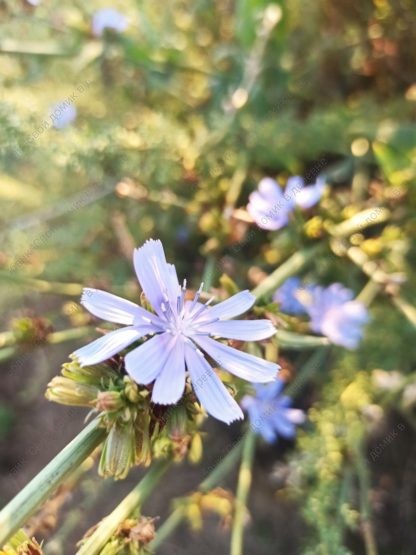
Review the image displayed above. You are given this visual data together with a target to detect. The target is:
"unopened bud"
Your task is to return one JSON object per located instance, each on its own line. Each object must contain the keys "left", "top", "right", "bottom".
{"left": 95, "top": 391, "right": 124, "bottom": 412}
{"left": 123, "top": 376, "right": 140, "bottom": 403}
{"left": 45, "top": 376, "right": 99, "bottom": 407}
{"left": 99, "top": 422, "right": 136, "bottom": 480}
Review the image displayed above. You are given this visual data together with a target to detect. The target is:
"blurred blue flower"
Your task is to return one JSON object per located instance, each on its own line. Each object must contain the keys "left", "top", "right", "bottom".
{"left": 241, "top": 379, "right": 305, "bottom": 443}
{"left": 273, "top": 277, "right": 315, "bottom": 315}
{"left": 247, "top": 176, "right": 325, "bottom": 230}
{"left": 49, "top": 102, "right": 77, "bottom": 129}
{"left": 92, "top": 8, "right": 128, "bottom": 37}
{"left": 73, "top": 239, "right": 280, "bottom": 424}
{"left": 304, "top": 283, "right": 369, "bottom": 349}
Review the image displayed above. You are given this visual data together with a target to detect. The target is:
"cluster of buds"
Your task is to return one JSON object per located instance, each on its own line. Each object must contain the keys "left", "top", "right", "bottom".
{"left": 11, "top": 316, "right": 52, "bottom": 345}
{"left": 81, "top": 517, "right": 156, "bottom": 555}
{"left": 0, "top": 529, "right": 43, "bottom": 555}
{"left": 177, "top": 488, "right": 235, "bottom": 531}
{"left": 46, "top": 357, "right": 204, "bottom": 479}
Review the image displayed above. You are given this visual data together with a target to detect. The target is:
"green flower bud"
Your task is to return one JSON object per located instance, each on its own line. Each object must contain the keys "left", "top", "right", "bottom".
{"left": 135, "top": 413, "right": 152, "bottom": 466}
{"left": 99, "top": 421, "right": 136, "bottom": 480}
{"left": 188, "top": 433, "right": 203, "bottom": 464}
{"left": 63, "top": 359, "right": 118, "bottom": 385}
{"left": 11, "top": 316, "right": 52, "bottom": 345}
{"left": 45, "top": 376, "right": 99, "bottom": 407}
{"left": 165, "top": 405, "right": 188, "bottom": 438}
{"left": 123, "top": 376, "right": 140, "bottom": 403}
{"left": 95, "top": 391, "right": 124, "bottom": 412}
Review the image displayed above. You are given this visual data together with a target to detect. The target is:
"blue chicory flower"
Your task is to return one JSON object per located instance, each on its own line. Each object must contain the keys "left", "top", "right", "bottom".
{"left": 49, "top": 102, "right": 77, "bottom": 129}
{"left": 73, "top": 239, "right": 279, "bottom": 424}
{"left": 273, "top": 277, "right": 315, "bottom": 315}
{"left": 92, "top": 8, "right": 128, "bottom": 37}
{"left": 241, "top": 379, "right": 305, "bottom": 443}
{"left": 247, "top": 176, "right": 325, "bottom": 231}
{"left": 304, "top": 283, "right": 369, "bottom": 349}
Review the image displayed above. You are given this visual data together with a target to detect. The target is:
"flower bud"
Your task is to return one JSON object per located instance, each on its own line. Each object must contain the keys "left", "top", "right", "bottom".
{"left": 123, "top": 376, "right": 140, "bottom": 403}
{"left": 188, "top": 433, "right": 203, "bottom": 464}
{"left": 45, "top": 376, "right": 99, "bottom": 407}
{"left": 63, "top": 359, "right": 118, "bottom": 385}
{"left": 95, "top": 391, "right": 124, "bottom": 412}
{"left": 99, "top": 421, "right": 136, "bottom": 480}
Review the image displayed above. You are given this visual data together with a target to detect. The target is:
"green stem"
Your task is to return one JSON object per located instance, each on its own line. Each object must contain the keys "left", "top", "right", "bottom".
{"left": 330, "top": 207, "right": 390, "bottom": 237}
{"left": 76, "top": 459, "right": 171, "bottom": 555}
{"left": 202, "top": 255, "right": 217, "bottom": 291}
{"left": 251, "top": 245, "right": 320, "bottom": 300}
{"left": 149, "top": 439, "right": 244, "bottom": 550}
{"left": 0, "top": 271, "right": 84, "bottom": 296}
{"left": 230, "top": 430, "right": 256, "bottom": 555}
{"left": 355, "top": 448, "right": 378, "bottom": 555}
{"left": 285, "top": 347, "right": 329, "bottom": 397}
{"left": 0, "top": 326, "right": 93, "bottom": 363}
{"left": 0, "top": 419, "right": 105, "bottom": 547}
{"left": 277, "top": 330, "right": 330, "bottom": 349}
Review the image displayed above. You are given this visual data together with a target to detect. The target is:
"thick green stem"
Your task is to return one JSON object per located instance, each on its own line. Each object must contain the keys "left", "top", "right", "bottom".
{"left": 230, "top": 430, "right": 256, "bottom": 555}
{"left": 277, "top": 330, "right": 330, "bottom": 349}
{"left": 251, "top": 245, "right": 320, "bottom": 300}
{"left": 330, "top": 207, "right": 390, "bottom": 237}
{"left": 0, "top": 419, "right": 105, "bottom": 547}
{"left": 149, "top": 439, "right": 244, "bottom": 550}
{"left": 76, "top": 459, "right": 171, "bottom": 555}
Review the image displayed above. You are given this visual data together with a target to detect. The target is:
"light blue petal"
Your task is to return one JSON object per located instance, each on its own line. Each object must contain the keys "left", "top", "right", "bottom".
{"left": 273, "top": 413, "right": 296, "bottom": 439}
{"left": 133, "top": 239, "right": 180, "bottom": 317}
{"left": 295, "top": 181, "right": 324, "bottom": 209}
{"left": 73, "top": 326, "right": 142, "bottom": 366}
{"left": 185, "top": 342, "right": 243, "bottom": 424}
{"left": 284, "top": 176, "right": 304, "bottom": 208}
{"left": 254, "top": 379, "right": 285, "bottom": 401}
{"left": 200, "top": 319, "right": 276, "bottom": 341}
{"left": 202, "top": 290, "right": 255, "bottom": 321}
{"left": 125, "top": 332, "right": 174, "bottom": 385}
{"left": 194, "top": 336, "right": 279, "bottom": 383}
{"left": 81, "top": 288, "right": 157, "bottom": 327}
{"left": 152, "top": 337, "right": 186, "bottom": 405}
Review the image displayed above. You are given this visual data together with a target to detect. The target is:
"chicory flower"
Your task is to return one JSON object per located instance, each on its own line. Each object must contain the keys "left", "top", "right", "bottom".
{"left": 49, "top": 102, "right": 77, "bottom": 129}
{"left": 73, "top": 239, "right": 279, "bottom": 424}
{"left": 241, "top": 379, "right": 305, "bottom": 443}
{"left": 304, "top": 283, "right": 369, "bottom": 349}
{"left": 247, "top": 176, "right": 325, "bottom": 231}
{"left": 92, "top": 8, "right": 128, "bottom": 37}
{"left": 273, "top": 277, "right": 315, "bottom": 315}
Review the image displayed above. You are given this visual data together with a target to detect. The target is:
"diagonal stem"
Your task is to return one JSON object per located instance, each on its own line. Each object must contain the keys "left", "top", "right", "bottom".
{"left": 0, "top": 419, "right": 105, "bottom": 547}
{"left": 149, "top": 438, "right": 244, "bottom": 550}
{"left": 75, "top": 459, "right": 171, "bottom": 555}
{"left": 230, "top": 430, "right": 256, "bottom": 555}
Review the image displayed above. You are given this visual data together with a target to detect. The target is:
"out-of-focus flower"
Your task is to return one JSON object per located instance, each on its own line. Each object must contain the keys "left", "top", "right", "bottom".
{"left": 273, "top": 277, "right": 315, "bottom": 315}
{"left": 247, "top": 176, "right": 325, "bottom": 230}
{"left": 303, "top": 283, "right": 369, "bottom": 349}
{"left": 73, "top": 239, "right": 279, "bottom": 424}
{"left": 241, "top": 379, "right": 305, "bottom": 443}
{"left": 49, "top": 102, "right": 77, "bottom": 129}
{"left": 91, "top": 8, "right": 128, "bottom": 37}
